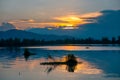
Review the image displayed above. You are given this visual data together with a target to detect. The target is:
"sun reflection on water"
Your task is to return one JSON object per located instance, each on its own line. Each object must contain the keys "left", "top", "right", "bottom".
{"left": 2, "top": 54, "right": 102, "bottom": 75}
{"left": 40, "top": 54, "right": 103, "bottom": 74}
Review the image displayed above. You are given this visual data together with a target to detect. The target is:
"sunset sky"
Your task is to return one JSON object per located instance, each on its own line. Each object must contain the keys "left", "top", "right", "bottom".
{"left": 0, "top": 0, "right": 119, "bottom": 29}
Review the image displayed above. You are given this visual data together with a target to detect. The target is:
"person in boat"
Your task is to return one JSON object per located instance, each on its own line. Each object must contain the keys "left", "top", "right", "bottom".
{"left": 40, "top": 54, "right": 80, "bottom": 72}
{"left": 65, "top": 54, "right": 78, "bottom": 72}
{"left": 23, "top": 49, "right": 35, "bottom": 61}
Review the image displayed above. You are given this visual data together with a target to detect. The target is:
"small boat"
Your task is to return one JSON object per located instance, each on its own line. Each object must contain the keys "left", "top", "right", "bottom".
{"left": 23, "top": 49, "right": 35, "bottom": 61}
{"left": 40, "top": 54, "right": 82, "bottom": 72}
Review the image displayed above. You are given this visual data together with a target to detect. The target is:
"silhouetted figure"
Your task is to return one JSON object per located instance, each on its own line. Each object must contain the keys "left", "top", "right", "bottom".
{"left": 23, "top": 49, "right": 35, "bottom": 61}
{"left": 66, "top": 54, "right": 77, "bottom": 72}
{"left": 40, "top": 54, "right": 81, "bottom": 73}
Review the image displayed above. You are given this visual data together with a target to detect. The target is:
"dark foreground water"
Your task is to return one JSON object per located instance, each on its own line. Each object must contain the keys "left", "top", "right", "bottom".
{"left": 0, "top": 45, "right": 120, "bottom": 80}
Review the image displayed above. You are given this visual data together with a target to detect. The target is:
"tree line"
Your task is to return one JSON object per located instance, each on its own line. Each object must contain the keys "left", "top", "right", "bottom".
{"left": 0, "top": 36, "right": 120, "bottom": 47}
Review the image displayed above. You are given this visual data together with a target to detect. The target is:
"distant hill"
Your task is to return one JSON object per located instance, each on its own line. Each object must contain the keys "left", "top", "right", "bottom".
{"left": 26, "top": 10, "right": 120, "bottom": 39}
{"left": 26, "top": 27, "right": 79, "bottom": 36}
{"left": 0, "top": 29, "right": 72, "bottom": 40}
{"left": 0, "top": 22, "right": 16, "bottom": 31}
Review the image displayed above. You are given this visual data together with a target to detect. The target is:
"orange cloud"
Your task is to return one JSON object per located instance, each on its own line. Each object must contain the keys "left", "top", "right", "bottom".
{"left": 80, "top": 12, "right": 102, "bottom": 18}
{"left": 9, "top": 19, "right": 35, "bottom": 23}
{"left": 8, "top": 11, "right": 102, "bottom": 29}
{"left": 53, "top": 12, "right": 102, "bottom": 27}
{"left": 54, "top": 15, "right": 86, "bottom": 27}
{"left": 54, "top": 15, "right": 82, "bottom": 22}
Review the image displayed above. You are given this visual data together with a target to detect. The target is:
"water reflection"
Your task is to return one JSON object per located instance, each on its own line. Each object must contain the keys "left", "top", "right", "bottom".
{"left": 24, "top": 45, "right": 120, "bottom": 51}
{"left": 0, "top": 46, "right": 120, "bottom": 80}
{"left": 41, "top": 54, "right": 79, "bottom": 73}
{"left": 40, "top": 54, "right": 102, "bottom": 74}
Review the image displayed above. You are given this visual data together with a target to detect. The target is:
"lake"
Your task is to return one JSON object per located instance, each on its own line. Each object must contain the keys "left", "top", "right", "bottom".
{"left": 0, "top": 45, "right": 120, "bottom": 80}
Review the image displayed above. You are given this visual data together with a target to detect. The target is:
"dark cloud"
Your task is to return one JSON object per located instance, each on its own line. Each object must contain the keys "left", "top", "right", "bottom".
{"left": 78, "top": 9, "right": 120, "bottom": 38}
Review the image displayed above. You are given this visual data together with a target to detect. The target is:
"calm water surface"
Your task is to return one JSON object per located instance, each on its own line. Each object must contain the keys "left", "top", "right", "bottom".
{"left": 0, "top": 45, "right": 120, "bottom": 80}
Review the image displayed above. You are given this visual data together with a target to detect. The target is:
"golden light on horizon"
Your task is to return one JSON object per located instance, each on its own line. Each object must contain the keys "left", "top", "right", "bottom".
{"left": 55, "top": 16, "right": 82, "bottom": 22}
{"left": 7, "top": 12, "right": 103, "bottom": 29}
{"left": 54, "top": 15, "right": 85, "bottom": 27}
